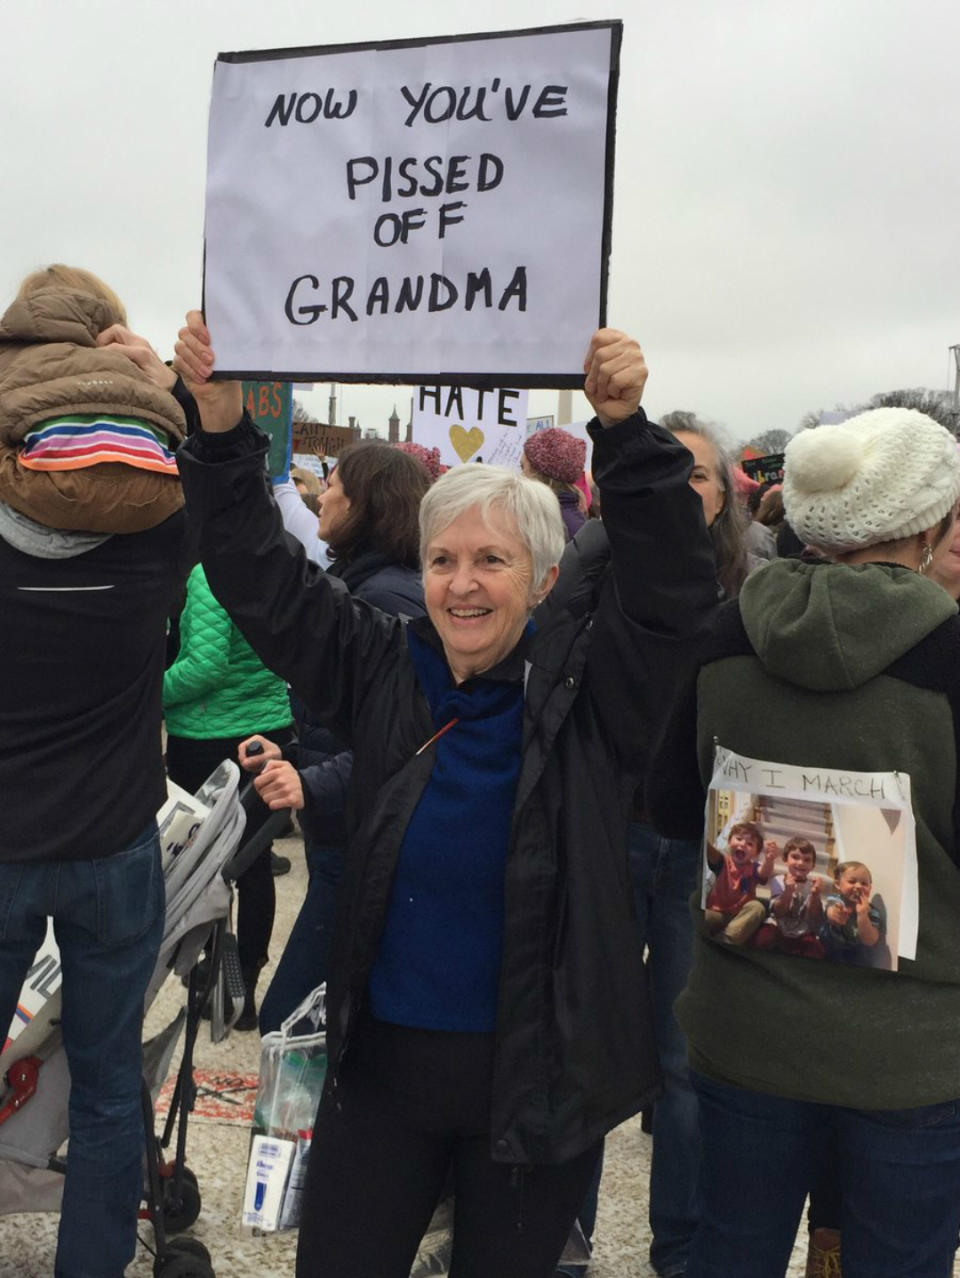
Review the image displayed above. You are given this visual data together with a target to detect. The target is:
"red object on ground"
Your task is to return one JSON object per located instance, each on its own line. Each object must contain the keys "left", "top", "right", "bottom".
{"left": 0, "top": 1056, "right": 41, "bottom": 1126}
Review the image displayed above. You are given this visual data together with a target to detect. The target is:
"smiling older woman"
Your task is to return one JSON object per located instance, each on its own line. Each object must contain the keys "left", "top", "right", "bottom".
{"left": 172, "top": 315, "right": 717, "bottom": 1278}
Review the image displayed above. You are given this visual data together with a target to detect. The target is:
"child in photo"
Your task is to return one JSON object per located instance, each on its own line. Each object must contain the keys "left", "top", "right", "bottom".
{"left": 821, "top": 860, "right": 883, "bottom": 964}
{"left": 704, "top": 821, "right": 778, "bottom": 945}
{"left": 753, "top": 836, "right": 825, "bottom": 958}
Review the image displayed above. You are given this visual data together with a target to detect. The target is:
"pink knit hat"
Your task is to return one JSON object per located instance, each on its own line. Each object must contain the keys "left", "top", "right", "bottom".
{"left": 523, "top": 428, "right": 587, "bottom": 484}
{"left": 394, "top": 441, "right": 443, "bottom": 483}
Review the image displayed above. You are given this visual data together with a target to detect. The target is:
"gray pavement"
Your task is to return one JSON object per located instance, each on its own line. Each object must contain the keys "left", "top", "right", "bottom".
{"left": 0, "top": 832, "right": 922, "bottom": 1275}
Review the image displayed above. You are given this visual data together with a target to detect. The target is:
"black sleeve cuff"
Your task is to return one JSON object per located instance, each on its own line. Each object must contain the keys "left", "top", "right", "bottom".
{"left": 186, "top": 412, "right": 268, "bottom": 462}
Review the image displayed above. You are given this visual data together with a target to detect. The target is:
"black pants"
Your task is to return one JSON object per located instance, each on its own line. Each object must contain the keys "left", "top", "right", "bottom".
{"left": 296, "top": 1018, "right": 602, "bottom": 1278}
{"left": 165, "top": 728, "right": 292, "bottom": 981}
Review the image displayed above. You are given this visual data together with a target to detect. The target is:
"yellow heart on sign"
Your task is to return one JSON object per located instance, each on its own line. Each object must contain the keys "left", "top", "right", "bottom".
{"left": 450, "top": 424, "right": 484, "bottom": 463}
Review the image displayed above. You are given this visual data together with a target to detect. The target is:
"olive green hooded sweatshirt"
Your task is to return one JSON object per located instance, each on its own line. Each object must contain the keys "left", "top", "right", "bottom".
{"left": 664, "top": 558, "right": 960, "bottom": 1109}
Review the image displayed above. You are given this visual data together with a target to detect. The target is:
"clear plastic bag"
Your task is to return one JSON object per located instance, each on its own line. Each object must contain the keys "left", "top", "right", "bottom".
{"left": 243, "top": 985, "right": 326, "bottom": 1231}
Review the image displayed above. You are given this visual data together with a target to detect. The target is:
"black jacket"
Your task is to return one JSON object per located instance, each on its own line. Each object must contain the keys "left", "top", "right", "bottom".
{"left": 178, "top": 408, "right": 717, "bottom": 1164}
{"left": 0, "top": 512, "right": 188, "bottom": 863}
{"left": 289, "top": 551, "right": 425, "bottom": 846}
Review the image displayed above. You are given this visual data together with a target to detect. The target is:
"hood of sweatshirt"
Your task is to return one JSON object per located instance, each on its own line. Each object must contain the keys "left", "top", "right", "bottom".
{"left": 738, "top": 558, "right": 957, "bottom": 692}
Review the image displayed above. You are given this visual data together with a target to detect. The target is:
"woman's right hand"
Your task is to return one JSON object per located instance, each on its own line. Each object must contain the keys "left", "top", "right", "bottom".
{"left": 238, "top": 735, "right": 283, "bottom": 771}
{"left": 254, "top": 759, "right": 306, "bottom": 811}
{"left": 173, "top": 309, "right": 243, "bottom": 432}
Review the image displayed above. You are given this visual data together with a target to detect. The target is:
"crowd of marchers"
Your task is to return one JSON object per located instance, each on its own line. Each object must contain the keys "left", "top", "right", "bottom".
{"left": 3, "top": 263, "right": 960, "bottom": 1278}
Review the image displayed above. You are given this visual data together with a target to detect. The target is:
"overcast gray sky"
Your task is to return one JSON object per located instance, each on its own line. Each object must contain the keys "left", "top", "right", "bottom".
{"left": 4, "top": 0, "right": 958, "bottom": 444}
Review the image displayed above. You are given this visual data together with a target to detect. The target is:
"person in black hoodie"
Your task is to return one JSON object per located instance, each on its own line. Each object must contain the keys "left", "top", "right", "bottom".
{"left": 244, "top": 442, "right": 428, "bottom": 1032}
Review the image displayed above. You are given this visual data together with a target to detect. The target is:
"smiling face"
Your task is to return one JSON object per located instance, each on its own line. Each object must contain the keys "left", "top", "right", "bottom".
{"left": 674, "top": 430, "right": 726, "bottom": 528}
{"left": 837, "top": 865, "right": 872, "bottom": 903}
{"left": 317, "top": 467, "right": 351, "bottom": 544}
{"left": 931, "top": 511, "right": 960, "bottom": 600}
{"left": 785, "top": 846, "right": 815, "bottom": 881}
{"left": 424, "top": 502, "right": 557, "bottom": 684}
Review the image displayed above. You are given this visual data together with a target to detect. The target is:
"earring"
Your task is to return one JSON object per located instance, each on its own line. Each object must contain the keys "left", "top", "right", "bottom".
{"left": 919, "top": 543, "right": 934, "bottom": 574}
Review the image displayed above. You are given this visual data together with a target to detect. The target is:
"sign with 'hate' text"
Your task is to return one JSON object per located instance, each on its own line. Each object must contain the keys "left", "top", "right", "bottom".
{"left": 413, "top": 384, "right": 529, "bottom": 468}
{"left": 203, "top": 21, "right": 621, "bottom": 386}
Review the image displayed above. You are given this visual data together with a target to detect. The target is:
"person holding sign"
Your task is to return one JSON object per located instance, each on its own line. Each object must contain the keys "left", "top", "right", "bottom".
{"left": 649, "top": 407, "right": 960, "bottom": 1278}
{"left": 173, "top": 315, "right": 717, "bottom": 1278}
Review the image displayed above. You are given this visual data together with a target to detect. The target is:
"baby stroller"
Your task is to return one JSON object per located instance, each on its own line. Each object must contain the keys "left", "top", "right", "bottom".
{"left": 0, "top": 759, "right": 247, "bottom": 1277}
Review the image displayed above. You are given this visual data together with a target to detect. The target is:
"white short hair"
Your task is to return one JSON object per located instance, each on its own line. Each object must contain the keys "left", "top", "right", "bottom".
{"left": 419, "top": 464, "right": 566, "bottom": 589}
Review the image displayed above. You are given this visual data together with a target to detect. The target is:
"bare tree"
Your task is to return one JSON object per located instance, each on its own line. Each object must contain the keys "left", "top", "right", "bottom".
{"left": 795, "top": 410, "right": 822, "bottom": 432}
{"left": 797, "top": 389, "right": 959, "bottom": 437}
{"left": 293, "top": 397, "right": 319, "bottom": 425}
{"left": 864, "top": 388, "right": 959, "bottom": 436}
{"left": 746, "top": 428, "right": 792, "bottom": 454}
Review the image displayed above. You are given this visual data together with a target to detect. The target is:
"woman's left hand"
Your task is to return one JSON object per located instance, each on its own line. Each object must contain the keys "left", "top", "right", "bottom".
{"left": 583, "top": 329, "right": 648, "bottom": 427}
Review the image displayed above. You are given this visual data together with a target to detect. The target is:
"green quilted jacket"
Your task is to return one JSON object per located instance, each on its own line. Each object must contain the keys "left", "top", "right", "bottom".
{"left": 163, "top": 563, "right": 292, "bottom": 739}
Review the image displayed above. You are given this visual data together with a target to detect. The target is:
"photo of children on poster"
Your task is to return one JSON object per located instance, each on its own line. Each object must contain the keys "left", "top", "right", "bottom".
{"left": 703, "top": 746, "right": 919, "bottom": 971}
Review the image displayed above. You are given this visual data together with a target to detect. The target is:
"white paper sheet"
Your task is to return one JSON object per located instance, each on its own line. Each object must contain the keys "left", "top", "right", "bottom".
{"left": 707, "top": 745, "right": 919, "bottom": 964}
{"left": 203, "top": 23, "right": 619, "bottom": 382}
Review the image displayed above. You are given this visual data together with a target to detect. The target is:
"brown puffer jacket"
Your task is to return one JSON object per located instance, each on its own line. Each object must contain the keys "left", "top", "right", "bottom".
{"left": 0, "top": 288, "right": 186, "bottom": 532}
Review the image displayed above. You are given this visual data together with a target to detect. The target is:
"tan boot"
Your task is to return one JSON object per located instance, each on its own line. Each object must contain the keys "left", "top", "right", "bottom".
{"left": 805, "top": 1227, "right": 842, "bottom": 1278}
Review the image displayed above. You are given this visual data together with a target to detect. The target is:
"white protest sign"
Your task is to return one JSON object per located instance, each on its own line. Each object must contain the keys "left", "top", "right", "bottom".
{"left": 413, "top": 385, "right": 528, "bottom": 467}
{"left": 203, "top": 22, "right": 621, "bottom": 385}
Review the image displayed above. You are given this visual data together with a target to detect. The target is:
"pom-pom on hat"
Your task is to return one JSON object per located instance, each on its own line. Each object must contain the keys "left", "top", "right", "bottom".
{"left": 394, "top": 441, "right": 443, "bottom": 484}
{"left": 783, "top": 408, "right": 960, "bottom": 552}
{"left": 523, "top": 428, "right": 587, "bottom": 485}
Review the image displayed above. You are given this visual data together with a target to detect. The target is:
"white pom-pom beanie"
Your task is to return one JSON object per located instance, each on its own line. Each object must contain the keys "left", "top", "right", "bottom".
{"left": 782, "top": 408, "right": 960, "bottom": 552}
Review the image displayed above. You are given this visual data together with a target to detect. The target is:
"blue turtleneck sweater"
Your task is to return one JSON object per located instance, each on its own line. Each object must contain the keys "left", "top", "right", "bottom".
{"left": 368, "top": 625, "right": 526, "bottom": 1032}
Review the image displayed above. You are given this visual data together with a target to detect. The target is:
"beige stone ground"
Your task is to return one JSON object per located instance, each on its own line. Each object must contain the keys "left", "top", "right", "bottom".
{"left": 0, "top": 832, "right": 930, "bottom": 1276}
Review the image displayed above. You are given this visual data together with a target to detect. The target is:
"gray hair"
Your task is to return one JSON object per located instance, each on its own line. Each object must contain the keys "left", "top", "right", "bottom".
{"left": 660, "top": 410, "right": 750, "bottom": 599}
{"left": 419, "top": 463, "right": 566, "bottom": 590}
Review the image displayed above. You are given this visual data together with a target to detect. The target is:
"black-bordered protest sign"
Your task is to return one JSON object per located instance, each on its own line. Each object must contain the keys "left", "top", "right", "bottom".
{"left": 203, "top": 21, "right": 622, "bottom": 387}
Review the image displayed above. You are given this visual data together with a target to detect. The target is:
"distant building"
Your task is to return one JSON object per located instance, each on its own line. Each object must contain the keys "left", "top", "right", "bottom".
{"left": 388, "top": 405, "right": 400, "bottom": 443}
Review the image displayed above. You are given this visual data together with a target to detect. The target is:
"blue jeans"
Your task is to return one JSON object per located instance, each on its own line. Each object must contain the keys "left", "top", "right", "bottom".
{"left": 259, "top": 842, "right": 344, "bottom": 1034}
{"left": 0, "top": 825, "right": 164, "bottom": 1278}
{"left": 688, "top": 1071, "right": 960, "bottom": 1278}
{"left": 629, "top": 822, "right": 702, "bottom": 1277}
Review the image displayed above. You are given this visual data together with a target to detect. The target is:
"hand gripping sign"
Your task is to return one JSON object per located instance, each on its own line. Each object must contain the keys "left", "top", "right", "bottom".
{"left": 202, "top": 21, "right": 621, "bottom": 387}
